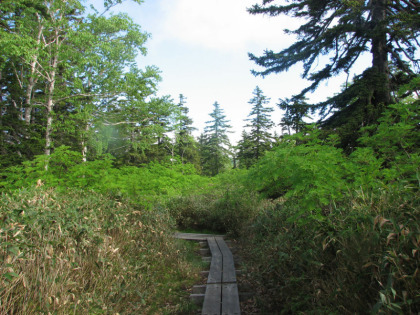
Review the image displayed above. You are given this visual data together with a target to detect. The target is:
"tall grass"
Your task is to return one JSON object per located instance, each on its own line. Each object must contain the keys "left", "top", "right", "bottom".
{"left": 166, "top": 169, "right": 261, "bottom": 236}
{"left": 240, "top": 187, "right": 419, "bottom": 313}
{"left": 0, "top": 186, "right": 200, "bottom": 314}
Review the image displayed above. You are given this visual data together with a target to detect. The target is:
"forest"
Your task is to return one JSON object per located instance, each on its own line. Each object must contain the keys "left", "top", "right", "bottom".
{"left": 0, "top": 0, "right": 419, "bottom": 314}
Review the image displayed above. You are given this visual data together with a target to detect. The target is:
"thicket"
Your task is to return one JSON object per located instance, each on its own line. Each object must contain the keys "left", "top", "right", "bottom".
{"left": 0, "top": 187, "right": 201, "bottom": 314}
{"left": 164, "top": 98, "right": 419, "bottom": 313}
{"left": 166, "top": 169, "right": 262, "bottom": 236}
{"left": 1, "top": 150, "right": 209, "bottom": 207}
{"left": 0, "top": 155, "right": 211, "bottom": 313}
{"left": 239, "top": 99, "right": 419, "bottom": 313}
{"left": 1, "top": 97, "right": 418, "bottom": 313}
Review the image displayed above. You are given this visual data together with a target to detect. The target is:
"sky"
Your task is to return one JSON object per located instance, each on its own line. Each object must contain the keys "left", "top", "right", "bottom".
{"left": 90, "top": 0, "right": 369, "bottom": 143}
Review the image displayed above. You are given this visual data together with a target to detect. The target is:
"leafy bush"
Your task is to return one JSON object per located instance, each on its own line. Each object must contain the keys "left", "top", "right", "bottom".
{"left": 99, "top": 162, "right": 209, "bottom": 207}
{"left": 237, "top": 100, "right": 420, "bottom": 313}
{"left": 247, "top": 130, "right": 349, "bottom": 221}
{"left": 0, "top": 149, "right": 209, "bottom": 207}
{"left": 166, "top": 169, "right": 261, "bottom": 235}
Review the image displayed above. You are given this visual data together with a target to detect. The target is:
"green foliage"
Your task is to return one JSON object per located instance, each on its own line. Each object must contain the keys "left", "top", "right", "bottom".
{"left": 241, "top": 188, "right": 419, "bottom": 313}
{"left": 100, "top": 162, "right": 210, "bottom": 207}
{"left": 1, "top": 146, "right": 113, "bottom": 190}
{"left": 278, "top": 95, "right": 313, "bottom": 134}
{"left": 166, "top": 169, "right": 260, "bottom": 236}
{"left": 235, "top": 131, "right": 255, "bottom": 169}
{"left": 0, "top": 0, "right": 165, "bottom": 167}
{"left": 247, "top": 126, "right": 349, "bottom": 219}
{"left": 239, "top": 86, "right": 274, "bottom": 166}
{"left": 236, "top": 99, "right": 420, "bottom": 313}
{"left": 357, "top": 100, "right": 420, "bottom": 187}
{"left": 1, "top": 146, "right": 210, "bottom": 209}
{"left": 248, "top": 0, "right": 419, "bottom": 145}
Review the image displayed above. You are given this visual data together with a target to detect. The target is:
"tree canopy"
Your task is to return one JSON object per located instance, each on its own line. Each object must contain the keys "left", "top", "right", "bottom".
{"left": 0, "top": 0, "right": 174, "bottom": 167}
{"left": 248, "top": 0, "right": 420, "bottom": 145}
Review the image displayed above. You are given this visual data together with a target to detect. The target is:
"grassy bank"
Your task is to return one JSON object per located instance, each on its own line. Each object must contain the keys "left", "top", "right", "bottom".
{"left": 0, "top": 186, "right": 200, "bottom": 314}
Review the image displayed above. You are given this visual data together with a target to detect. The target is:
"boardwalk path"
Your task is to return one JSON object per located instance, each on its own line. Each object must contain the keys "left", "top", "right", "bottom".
{"left": 174, "top": 233, "right": 241, "bottom": 315}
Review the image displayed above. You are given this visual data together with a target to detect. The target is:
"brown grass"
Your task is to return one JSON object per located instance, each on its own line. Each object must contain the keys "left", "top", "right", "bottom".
{"left": 0, "top": 187, "right": 201, "bottom": 314}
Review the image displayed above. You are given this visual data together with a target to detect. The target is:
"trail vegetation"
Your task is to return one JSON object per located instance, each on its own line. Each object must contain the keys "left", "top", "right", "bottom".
{"left": 1, "top": 0, "right": 419, "bottom": 313}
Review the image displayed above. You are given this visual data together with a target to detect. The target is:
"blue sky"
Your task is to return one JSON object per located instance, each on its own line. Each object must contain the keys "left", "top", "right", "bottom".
{"left": 90, "top": 0, "right": 369, "bottom": 143}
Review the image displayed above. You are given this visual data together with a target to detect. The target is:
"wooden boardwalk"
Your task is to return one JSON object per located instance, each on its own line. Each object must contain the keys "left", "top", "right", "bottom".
{"left": 175, "top": 233, "right": 241, "bottom": 315}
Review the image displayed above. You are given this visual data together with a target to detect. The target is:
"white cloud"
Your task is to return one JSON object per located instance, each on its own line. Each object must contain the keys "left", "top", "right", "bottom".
{"left": 159, "top": 0, "right": 298, "bottom": 53}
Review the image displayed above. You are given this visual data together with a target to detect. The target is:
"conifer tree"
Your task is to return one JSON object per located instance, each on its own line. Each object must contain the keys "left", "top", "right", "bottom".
{"left": 173, "top": 94, "right": 200, "bottom": 168}
{"left": 201, "top": 102, "right": 232, "bottom": 176}
{"left": 197, "top": 132, "right": 209, "bottom": 173}
{"left": 236, "top": 130, "right": 255, "bottom": 169}
{"left": 279, "top": 96, "right": 312, "bottom": 135}
{"left": 242, "top": 86, "right": 274, "bottom": 165}
{"left": 248, "top": 0, "right": 420, "bottom": 144}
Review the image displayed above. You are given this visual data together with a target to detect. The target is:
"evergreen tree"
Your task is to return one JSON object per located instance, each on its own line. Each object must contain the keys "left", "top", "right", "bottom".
{"left": 197, "top": 132, "right": 209, "bottom": 172}
{"left": 236, "top": 130, "right": 255, "bottom": 169}
{"left": 279, "top": 96, "right": 312, "bottom": 135}
{"left": 201, "top": 102, "right": 232, "bottom": 176}
{"left": 242, "top": 86, "right": 274, "bottom": 166}
{"left": 248, "top": 0, "right": 420, "bottom": 145}
{"left": 173, "top": 94, "right": 200, "bottom": 167}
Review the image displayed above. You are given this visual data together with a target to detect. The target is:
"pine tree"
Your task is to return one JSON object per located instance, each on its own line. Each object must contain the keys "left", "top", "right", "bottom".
{"left": 248, "top": 0, "right": 420, "bottom": 144}
{"left": 236, "top": 130, "right": 255, "bottom": 169}
{"left": 279, "top": 96, "right": 312, "bottom": 135}
{"left": 243, "top": 86, "right": 274, "bottom": 165}
{"left": 174, "top": 95, "right": 200, "bottom": 167}
{"left": 201, "top": 102, "right": 232, "bottom": 176}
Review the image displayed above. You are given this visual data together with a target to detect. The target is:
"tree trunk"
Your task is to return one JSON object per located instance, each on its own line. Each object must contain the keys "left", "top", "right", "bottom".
{"left": 81, "top": 123, "right": 89, "bottom": 162}
{"left": 24, "top": 60, "right": 38, "bottom": 125}
{"left": 24, "top": 16, "right": 43, "bottom": 125}
{"left": 370, "top": 0, "right": 392, "bottom": 107}
{"left": 44, "top": 51, "right": 58, "bottom": 156}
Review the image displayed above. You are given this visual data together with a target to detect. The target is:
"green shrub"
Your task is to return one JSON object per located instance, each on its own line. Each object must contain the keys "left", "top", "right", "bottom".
{"left": 238, "top": 100, "right": 419, "bottom": 313}
{"left": 0, "top": 149, "right": 210, "bottom": 208}
{"left": 166, "top": 169, "right": 261, "bottom": 236}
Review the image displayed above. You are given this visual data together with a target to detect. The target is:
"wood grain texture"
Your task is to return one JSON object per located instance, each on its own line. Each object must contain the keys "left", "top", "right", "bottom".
{"left": 202, "top": 284, "right": 221, "bottom": 315}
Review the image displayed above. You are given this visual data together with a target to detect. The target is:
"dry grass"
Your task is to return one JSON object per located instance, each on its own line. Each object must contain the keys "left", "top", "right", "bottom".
{"left": 0, "top": 186, "right": 201, "bottom": 314}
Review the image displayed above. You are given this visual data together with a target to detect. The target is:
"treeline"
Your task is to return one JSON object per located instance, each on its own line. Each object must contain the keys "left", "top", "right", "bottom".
{"left": 0, "top": 0, "right": 281, "bottom": 177}
{"left": 0, "top": 0, "right": 200, "bottom": 169}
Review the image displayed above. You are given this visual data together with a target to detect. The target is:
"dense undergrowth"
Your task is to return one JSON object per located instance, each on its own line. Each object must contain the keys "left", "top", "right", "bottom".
{"left": 1, "top": 99, "right": 419, "bottom": 313}
{"left": 1, "top": 154, "right": 210, "bottom": 208}
{"left": 0, "top": 187, "right": 201, "bottom": 314}
{"left": 165, "top": 100, "right": 420, "bottom": 313}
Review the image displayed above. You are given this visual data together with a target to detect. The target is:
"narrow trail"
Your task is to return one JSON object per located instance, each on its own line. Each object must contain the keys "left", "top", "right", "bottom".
{"left": 175, "top": 233, "right": 241, "bottom": 315}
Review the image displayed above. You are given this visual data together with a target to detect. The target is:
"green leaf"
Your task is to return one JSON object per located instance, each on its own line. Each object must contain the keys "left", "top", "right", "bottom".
{"left": 3, "top": 272, "right": 19, "bottom": 281}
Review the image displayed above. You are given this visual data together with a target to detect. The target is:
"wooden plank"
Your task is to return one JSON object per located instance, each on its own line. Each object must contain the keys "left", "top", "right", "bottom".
{"left": 192, "top": 285, "right": 207, "bottom": 294}
{"left": 221, "top": 283, "right": 241, "bottom": 315}
{"left": 174, "top": 232, "right": 225, "bottom": 241}
{"left": 202, "top": 284, "right": 221, "bottom": 315}
{"left": 207, "top": 237, "right": 222, "bottom": 284}
{"left": 215, "top": 237, "right": 237, "bottom": 283}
